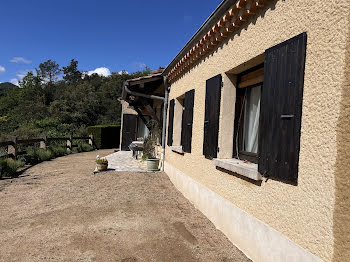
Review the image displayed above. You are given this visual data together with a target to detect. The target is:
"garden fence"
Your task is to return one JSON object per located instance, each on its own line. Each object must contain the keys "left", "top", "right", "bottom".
{"left": 0, "top": 135, "right": 94, "bottom": 159}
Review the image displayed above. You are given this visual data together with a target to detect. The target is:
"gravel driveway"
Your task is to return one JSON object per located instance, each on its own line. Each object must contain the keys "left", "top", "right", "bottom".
{"left": 0, "top": 150, "right": 250, "bottom": 262}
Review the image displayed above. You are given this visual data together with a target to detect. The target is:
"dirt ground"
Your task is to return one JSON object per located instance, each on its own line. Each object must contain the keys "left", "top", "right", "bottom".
{"left": 0, "top": 150, "right": 250, "bottom": 262}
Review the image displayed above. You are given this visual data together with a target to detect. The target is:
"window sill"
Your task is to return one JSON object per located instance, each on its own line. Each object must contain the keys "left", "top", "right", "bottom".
{"left": 213, "top": 158, "right": 263, "bottom": 181}
{"left": 171, "top": 146, "right": 184, "bottom": 155}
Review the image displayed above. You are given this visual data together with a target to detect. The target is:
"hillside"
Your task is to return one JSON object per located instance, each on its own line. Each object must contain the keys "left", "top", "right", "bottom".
{"left": 0, "top": 82, "right": 18, "bottom": 96}
{"left": 0, "top": 59, "right": 151, "bottom": 142}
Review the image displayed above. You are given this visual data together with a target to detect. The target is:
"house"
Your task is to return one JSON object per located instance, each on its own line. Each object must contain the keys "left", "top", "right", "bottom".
{"left": 161, "top": 0, "right": 350, "bottom": 262}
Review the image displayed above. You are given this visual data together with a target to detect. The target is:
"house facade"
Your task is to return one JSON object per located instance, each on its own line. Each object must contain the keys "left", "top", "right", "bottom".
{"left": 163, "top": 1, "right": 350, "bottom": 262}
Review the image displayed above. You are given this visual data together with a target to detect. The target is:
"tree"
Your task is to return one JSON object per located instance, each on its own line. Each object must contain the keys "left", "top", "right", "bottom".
{"left": 63, "top": 59, "right": 82, "bottom": 84}
{"left": 0, "top": 58, "right": 156, "bottom": 140}
{"left": 143, "top": 66, "right": 151, "bottom": 75}
{"left": 36, "top": 60, "right": 61, "bottom": 83}
{"left": 19, "top": 71, "right": 40, "bottom": 89}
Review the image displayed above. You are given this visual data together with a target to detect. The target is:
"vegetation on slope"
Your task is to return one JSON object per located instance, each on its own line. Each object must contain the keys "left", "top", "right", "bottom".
{"left": 0, "top": 82, "right": 18, "bottom": 96}
{"left": 0, "top": 59, "right": 152, "bottom": 142}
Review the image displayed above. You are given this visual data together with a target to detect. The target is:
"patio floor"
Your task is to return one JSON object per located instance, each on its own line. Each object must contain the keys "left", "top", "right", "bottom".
{"left": 0, "top": 150, "right": 250, "bottom": 262}
{"left": 105, "top": 150, "right": 147, "bottom": 172}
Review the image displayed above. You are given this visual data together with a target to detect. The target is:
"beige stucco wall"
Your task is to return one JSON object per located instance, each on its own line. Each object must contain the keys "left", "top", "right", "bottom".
{"left": 333, "top": 7, "right": 350, "bottom": 262}
{"left": 165, "top": 1, "right": 350, "bottom": 261}
{"left": 121, "top": 101, "right": 137, "bottom": 115}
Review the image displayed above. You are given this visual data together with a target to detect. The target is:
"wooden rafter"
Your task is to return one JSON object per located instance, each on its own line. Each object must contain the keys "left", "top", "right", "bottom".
{"left": 141, "top": 100, "right": 160, "bottom": 124}
{"left": 133, "top": 106, "right": 149, "bottom": 128}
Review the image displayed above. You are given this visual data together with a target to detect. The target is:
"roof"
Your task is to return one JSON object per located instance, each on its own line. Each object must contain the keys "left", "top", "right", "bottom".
{"left": 127, "top": 69, "right": 164, "bottom": 84}
{"left": 122, "top": 69, "right": 165, "bottom": 101}
{"left": 163, "top": 0, "right": 267, "bottom": 83}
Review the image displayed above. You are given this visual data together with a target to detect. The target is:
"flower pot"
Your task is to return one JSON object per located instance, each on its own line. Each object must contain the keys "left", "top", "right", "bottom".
{"left": 146, "top": 158, "right": 160, "bottom": 171}
{"left": 97, "top": 163, "right": 108, "bottom": 172}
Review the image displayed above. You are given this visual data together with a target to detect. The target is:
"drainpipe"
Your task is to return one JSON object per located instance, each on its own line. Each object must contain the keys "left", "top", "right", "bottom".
{"left": 124, "top": 83, "right": 165, "bottom": 101}
{"left": 161, "top": 77, "right": 169, "bottom": 171}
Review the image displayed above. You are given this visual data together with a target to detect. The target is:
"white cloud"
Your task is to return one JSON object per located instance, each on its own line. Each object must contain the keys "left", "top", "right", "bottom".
{"left": 10, "top": 57, "right": 32, "bottom": 64}
{"left": 16, "top": 69, "right": 34, "bottom": 80}
{"left": 87, "top": 67, "right": 111, "bottom": 77}
{"left": 10, "top": 78, "right": 19, "bottom": 86}
{"left": 118, "top": 70, "right": 128, "bottom": 75}
{"left": 0, "top": 66, "right": 5, "bottom": 74}
{"left": 133, "top": 62, "right": 147, "bottom": 70}
{"left": 17, "top": 72, "right": 27, "bottom": 80}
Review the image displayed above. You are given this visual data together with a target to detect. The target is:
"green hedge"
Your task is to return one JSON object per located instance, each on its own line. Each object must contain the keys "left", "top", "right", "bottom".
{"left": 0, "top": 158, "right": 24, "bottom": 179}
{"left": 73, "top": 141, "right": 94, "bottom": 153}
{"left": 87, "top": 125, "right": 120, "bottom": 149}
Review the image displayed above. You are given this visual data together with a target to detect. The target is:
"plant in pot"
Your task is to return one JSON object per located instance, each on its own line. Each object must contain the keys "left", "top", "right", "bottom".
{"left": 142, "top": 120, "right": 161, "bottom": 171}
{"left": 96, "top": 158, "right": 108, "bottom": 172}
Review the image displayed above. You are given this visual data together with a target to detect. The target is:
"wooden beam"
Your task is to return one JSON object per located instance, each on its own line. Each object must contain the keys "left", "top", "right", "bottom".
{"left": 133, "top": 106, "right": 149, "bottom": 127}
{"left": 238, "top": 67, "right": 264, "bottom": 88}
{"left": 141, "top": 100, "right": 160, "bottom": 124}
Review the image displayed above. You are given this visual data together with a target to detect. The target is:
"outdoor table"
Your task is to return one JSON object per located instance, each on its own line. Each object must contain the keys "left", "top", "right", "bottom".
{"left": 129, "top": 141, "right": 144, "bottom": 159}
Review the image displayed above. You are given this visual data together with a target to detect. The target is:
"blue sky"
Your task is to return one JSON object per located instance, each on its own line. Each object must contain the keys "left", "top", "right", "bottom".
{"left": 0, "top": 0, "right": 222, "bottom": 85}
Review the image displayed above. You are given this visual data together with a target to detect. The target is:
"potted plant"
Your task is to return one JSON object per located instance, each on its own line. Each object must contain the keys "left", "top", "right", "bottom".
{"left": 96, "top": 158, "right": 108, "bottom": 171}
{"left": 143, "top": 120, "right": 161, "bottom": 171}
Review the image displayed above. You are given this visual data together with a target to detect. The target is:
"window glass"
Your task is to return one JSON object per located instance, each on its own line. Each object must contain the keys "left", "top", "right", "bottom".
{"left": 243, "top": 85, "right": 261, "bottom": 153}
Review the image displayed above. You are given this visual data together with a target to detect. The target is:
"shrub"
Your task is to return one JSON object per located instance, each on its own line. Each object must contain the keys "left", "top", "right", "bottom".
{"left": 141, "top": 153, "right": 151, "bottom": 161}
{"left": 72, "top": 141, "right": 94, "bottom": 153}
{"left": 0, "top": 147, "right": 7, "bottom": 157}
{"left": 24, "top": 147, "right": 41, "bottom": 165}
{"left": 0, "top": 158, "right": 24, "bottom": 178}
{"left": 73, "top": 140, "right": 94, "bottom": 153}
{"left": 36, "top": 148, "right": 53, "bottom": 162}
{"left": 96, "top": 158, "right": 108, "bottom": 164}
{"left": 78, "top": 142, "right": 94, "bottom": 152}
{"left": 48, "top": 145, "right": 67, "bottom": 158}
{"left": 87, "top": 125, "right": 120, "bottom": 149}
{"left": 143, "top": 120, "right": 161, "bottom": 159}
{"left": 24, "top": 147, "right": 53, "bottom": 165}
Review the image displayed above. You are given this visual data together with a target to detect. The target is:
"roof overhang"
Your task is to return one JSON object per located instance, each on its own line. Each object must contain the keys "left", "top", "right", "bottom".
{"left": 162, "top": 0, "right": 267, "bottom": 83}
{"left": 121, "top": 71, "right": 164, "bottom": 101}
{"left": 127, "top": 75, "right": 163, "bottom": 87}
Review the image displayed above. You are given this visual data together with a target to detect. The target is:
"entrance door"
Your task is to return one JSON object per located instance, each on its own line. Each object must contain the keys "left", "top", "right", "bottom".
{"left": 121, "top": 114, "right": 137, "bottom": 151}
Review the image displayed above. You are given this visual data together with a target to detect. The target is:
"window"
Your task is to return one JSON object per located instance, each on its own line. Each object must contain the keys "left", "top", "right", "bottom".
{"left": 169, "top": 96, "right": 184, "bottom": 154}
{"left": 243, "top": 85, "right": 261, "bottom": 154}
{"left": 233, "top": 66, "right": 263, "bottom": 164}
{"left": 168, "top": 90, "right": 195, "bottom": 154}
{"left": 173, "top": 96, "right": 184, "bottom": 147}
{"left": 216, "top": 33, "right": 307, "bottom": 184}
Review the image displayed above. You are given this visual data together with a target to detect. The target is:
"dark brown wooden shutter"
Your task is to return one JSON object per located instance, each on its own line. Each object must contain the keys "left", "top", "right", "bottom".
{"left": 167, "top": 99, "right": 175, "bottom": 146}
{"left": 181, "top": 89, "right": 195, "bottom": 153}
{"left": 258, "top": 32, "right": 307, "bottom": 184}
{"left": 180, "top": 106, "right": 185, "bottom": 147}
{"left": 203, "top": 74, "right": 222, "bottom": 159}
{"left": 121, "top": 114, "right": 137, "bottom": 151}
